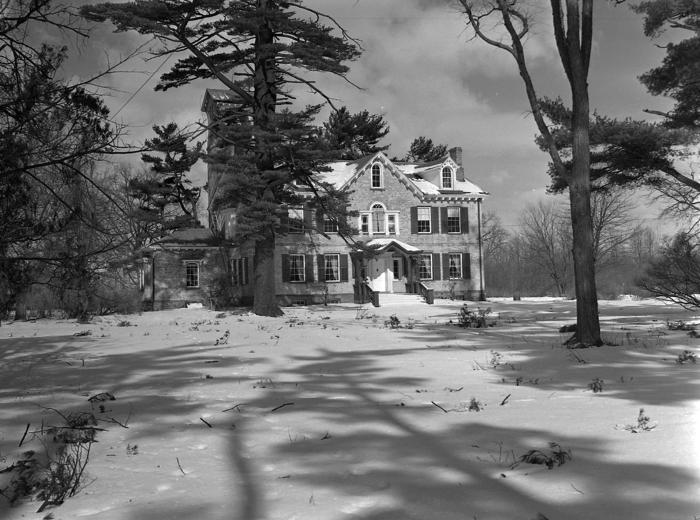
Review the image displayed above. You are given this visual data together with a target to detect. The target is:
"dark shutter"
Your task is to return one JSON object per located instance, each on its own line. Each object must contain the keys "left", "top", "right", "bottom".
{"left": 304, "top": 207, "right": 313, "bottom": 233}
{"left": 305, "top": 254, "right": 314, "bottom": 283}
{"left": 316, "top": 209, "right": 324, "bottom": 232}
{"left": 281, "top": 254, "right": 290, "bottom": 282}
{"left": 317, "top": 254, "right": 325, "bottom": 282}
{"left": 432, "top": 253, "right": 441, "bottom": 280}
{"left": 440, "top": 207, "right": 448, "bottom": 234}
{"left": 279, "top": 211, "right": 289, "bottom": 234}
{"left": 340, "top": 254, "right": 349, "bottom": 282}
{"left": 461, "top": 207, "right": 469, "bottom": 234}
{"left": 402, "top": 256, "right": 408, "bottom": 278}
{"left": 242, "top": 257, "right": 249, "bottom": 285}
{"left": 442, "top": 253, "right": 450, "bottom": 280}
{"left": 410, "top": 207, "right": 418, "bottom": 234}
{"left": 431, "top": 207, "right": 439, "bottom": 234}
{"left": 463, "top": 253, "right": 471, "bottom": 279}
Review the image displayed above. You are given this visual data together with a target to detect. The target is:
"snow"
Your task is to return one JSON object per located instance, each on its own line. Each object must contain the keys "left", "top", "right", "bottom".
{"left": 1, "top": 299, "right": 699, "bottom": 520}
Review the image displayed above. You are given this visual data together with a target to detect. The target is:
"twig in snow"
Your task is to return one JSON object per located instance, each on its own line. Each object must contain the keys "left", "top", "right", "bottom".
{"left": 500, "top": 394, "right": 511, "bottom": 406}
{"left": 271, "top": 402, "right": 294, "bottom": 413}
{"left": 176, "top": 457, "right": 186, "bottom": 475}
{"left": 570, "top": 482, "right": 584, "bottom": 494}
{"left": 431, "top": 401, "right": 448, "bottom": 413}
{"left": 18, "top": 423, "right": 30, "bottom": 447}
{"left": 222, "top": 404, "right": 243, "bottom": 412}
{"left": 199, "top": 417, "right": 213, "bottom": 428}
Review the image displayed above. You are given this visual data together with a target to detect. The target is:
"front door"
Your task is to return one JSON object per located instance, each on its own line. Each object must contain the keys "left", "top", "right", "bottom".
{"left": 370, "top": 255, "right": 393, "bottom": 292}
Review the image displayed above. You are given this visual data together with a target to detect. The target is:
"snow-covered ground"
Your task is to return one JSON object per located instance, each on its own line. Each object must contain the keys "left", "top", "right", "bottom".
{"left": 0, "top": 298, "right": 698, "bottom": 520}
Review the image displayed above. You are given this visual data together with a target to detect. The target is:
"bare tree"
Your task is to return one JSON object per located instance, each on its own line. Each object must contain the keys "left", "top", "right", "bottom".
{"left": 590, "top": 189, "right": 636, "bottom": 268}
{"left": 519, "top": 200, "right": 573, "bottom": 296}
{"left": 457, "top": 0, "right": 601, "bottom": 345}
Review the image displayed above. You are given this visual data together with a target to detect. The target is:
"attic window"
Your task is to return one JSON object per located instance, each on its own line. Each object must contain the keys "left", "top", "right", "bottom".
{"left": 371, "top": 163, "right": 383, "bottom": 188}
{"left": 442, "top": 166, "right": 454, "bottom": 189}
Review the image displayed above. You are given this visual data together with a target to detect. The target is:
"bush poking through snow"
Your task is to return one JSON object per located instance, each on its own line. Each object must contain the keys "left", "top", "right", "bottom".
{"left": 667, "top": 320, "right": 695, "bottom": 331}
{"left": 513, "top": 442, "right": 572, "bottom": 470}
{"left": 385, "top": 315, "right": 401, "bottom": 329}
{"left": 457, "top": 304, "right": 492, "bottom": 328}
{"left": 0, "top": 409, "right": 97, "bottom": 512}
{"left": 623, "top": 408, "right": 657, "bottom": 433}
{"left": 676, "top": 350, "right": 697, "bottom": 364}
{"left": 468, "top": 398, "right": 482, "bottom": 412}
{"left": 588, "top": 378, "right": 604, "bottom": 393}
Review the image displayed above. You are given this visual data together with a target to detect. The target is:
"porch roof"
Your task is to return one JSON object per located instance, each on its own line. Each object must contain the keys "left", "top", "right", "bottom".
{"left": 365, "top": 238, "right": 422, "bottom": 254}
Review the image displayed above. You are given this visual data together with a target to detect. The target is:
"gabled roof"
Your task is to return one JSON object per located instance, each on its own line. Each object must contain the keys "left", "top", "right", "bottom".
{"left": 364, "top": 238, "right": 422, "bottom": 254}
{"left": 155, "top": 227, "right": 218, "bottom": 247}
{"left": 311, "top": 151, "right": 487, "bottom": 200}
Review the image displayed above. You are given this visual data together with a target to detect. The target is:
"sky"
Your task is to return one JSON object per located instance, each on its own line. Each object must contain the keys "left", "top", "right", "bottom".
{"left": 58, "top": 0, "right": 676, "bottom": 229}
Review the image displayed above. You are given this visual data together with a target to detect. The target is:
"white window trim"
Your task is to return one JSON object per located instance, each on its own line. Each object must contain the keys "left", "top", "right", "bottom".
{"left": 418, "top": 254, "right": 433, "bottom": 280}
{"left": 370, "top": 162, "right": 384, "bottom": 189}
{"left": 288, "top": 207, "right": 304, "bottom": 233}
{"left": 448, "top": 253, "right": 462, "bottom": 279}
{"left": 441, "top": 165, "right": 455, "bottom": 190}
{"left": 288, "top": 254, "right": 306, "bottom": 283}
{"left": 447, "top": 206, "right": 461, "bottom": 233}
{"left": 324, "top": 253, "right": 341, "bottom": 282}
{"left": 185, "top": 261, "right": 200, "bottom": 288}
{"left": 417, "top": 206, "right": 431, "bottom": 234}
{"left": 358, "top": 206, "right": 400, "bottom": 236}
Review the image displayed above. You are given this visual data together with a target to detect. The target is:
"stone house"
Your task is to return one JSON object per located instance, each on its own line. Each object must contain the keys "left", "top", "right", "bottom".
{"left": 141, "top": 89, "right": 488, "bottom": 309}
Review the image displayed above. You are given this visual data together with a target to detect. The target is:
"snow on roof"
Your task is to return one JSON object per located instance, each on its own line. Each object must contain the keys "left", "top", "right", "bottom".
{"left": 365, "top": 238, "right": 422, "bottom": 253}
{"left": 157, "top": 227, "right": 216, "bottom": 246}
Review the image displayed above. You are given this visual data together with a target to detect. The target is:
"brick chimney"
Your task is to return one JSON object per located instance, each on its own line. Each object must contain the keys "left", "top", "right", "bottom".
{"left": 448, "top": 146, "right": 463, "bottom": 166}
{"left": 449, "top": 146, "right": 464, "bottom": 180}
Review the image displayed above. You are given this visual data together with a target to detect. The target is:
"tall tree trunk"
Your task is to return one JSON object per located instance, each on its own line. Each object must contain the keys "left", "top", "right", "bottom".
{"left": 250, "top": 0, "right": 282, "bottom": 316}
{"left": 253, "top": 234, "right": 283, "bottom": 316}
{"left": 562, "top": 0, "right": 601, "bottom": 346}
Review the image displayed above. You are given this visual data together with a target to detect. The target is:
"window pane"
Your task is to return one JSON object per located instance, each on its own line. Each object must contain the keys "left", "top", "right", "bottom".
{"left": 186, "top": 263, "right": 199, "bottom": 287}
{"left": 361, "top": 214, "right": 369, "bottom": 234}
{"left": 323, "top": 216, "right": 338, "bottom": 233}
{"left": 449, "top": 254, "right": 462, "bottom": 278}
{"left": 417, "top": 207, "right": 431, "bottom": 233}
{"left": 442, "top": 167, "right": 452, "bottom": 189}
{"left": 288, "top": 208, "right": 304, "bottom": 233}
{"left": 419, "top": 255, "right": 432, "bottom": 279}
{"left": 371, "top": 164, "right": 382, "bottom": 188}
{"left": 388, "top": 214, "right": 396, "bottom": 234}
{"left": 324, "top": 255, "right": 340, "bottom": 282}
{"left": 372, "top": 206, "right": 385, "bottom": 233}
{"left": 289, "top": 255, "right": 305, "bottom": 282}
{"left": 447, "top": 207, "right": 461, "bottom": 233}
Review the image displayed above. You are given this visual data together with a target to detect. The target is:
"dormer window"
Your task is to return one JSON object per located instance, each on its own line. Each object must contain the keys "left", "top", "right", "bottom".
{"left": 371, "top": 162, "right": 383, "bottom": 189}
{"left": 442, "top": 166, "right": 454, "bottom": 189}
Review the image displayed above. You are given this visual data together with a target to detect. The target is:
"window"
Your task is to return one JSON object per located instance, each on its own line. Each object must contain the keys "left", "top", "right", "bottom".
{"left": 324, "top": 254, "right": 340, "bottom": 282}
{"left": 417, "top": 207, "right": 431, "bottom": 233}
{"left": 288, "top": 254, "right": 305, "bottom": 282}
{"left": 418, "top": 255, "right": 432, "bottom": 280}
{"left": 185, "top": 262, "right": 199, "bottom": 287}
{"left": 361, "top": 214, "right": 369, "bottom": 234}
{"left": 371, "top": 203, "right": 385, "bottom": 234}
{"left": 371, "top": 163, "right": 383, "bottom": 188}
{"left": 442, "top": 166, "right": 453, "bottom": 189}
{"left": 447, "top": 207, "right": 461, "bottom": 233}
{"left": 393, "top": 257, "right": 401, "bottom": 280}
{"left": 323, "top": 215, "right": 338, "bottom": 233}
{"left": 288, "top": 207, "right": 304, "bottom": 233}
{"left": 448, "top": 254, "right": 462, "bottom": 279}
{"left": 388, "top": 214, "right": 397, "bottom": 234}
{"left": 231, "top": 258, "right": 248, "bottom": 285}
{"left": 359, "top": 204, "right": 399, "bottom": 236}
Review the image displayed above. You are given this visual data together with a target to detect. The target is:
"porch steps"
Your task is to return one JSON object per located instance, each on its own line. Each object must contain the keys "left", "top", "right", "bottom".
{"left": 377, "top": 293, "right": 426, "bottom": 306}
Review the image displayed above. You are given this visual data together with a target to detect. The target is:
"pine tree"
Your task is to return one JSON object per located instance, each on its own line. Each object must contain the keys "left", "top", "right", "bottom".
{"left": 129, "top": 123, "right": 202, "bottom": 234}
{"left": 82, "top": 0, "right": 361, "bottom": 316}
{"left": 321, "top": 106, "right": 390, "bottom": 160}
{"left": 404, "top": 137, "right": 448, "bottom": 162}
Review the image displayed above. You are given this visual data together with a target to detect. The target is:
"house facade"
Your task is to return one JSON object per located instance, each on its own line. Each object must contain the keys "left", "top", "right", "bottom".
{"left": 141, "top": 89, "right": 488, "bottom": 309}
